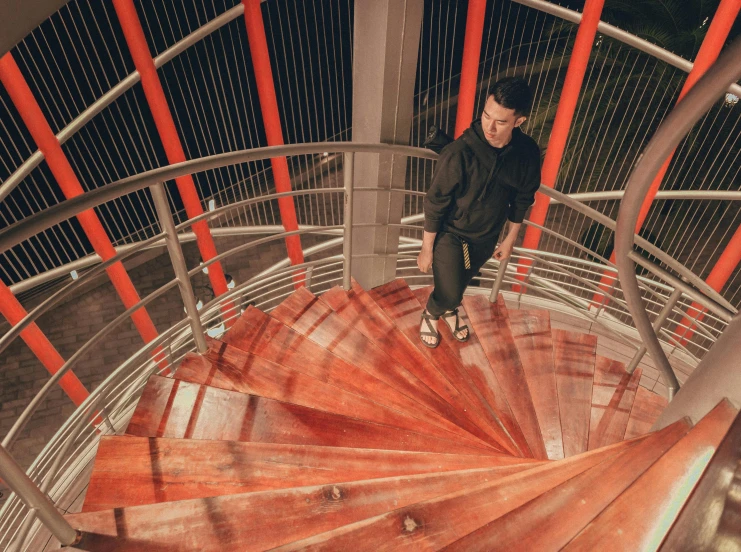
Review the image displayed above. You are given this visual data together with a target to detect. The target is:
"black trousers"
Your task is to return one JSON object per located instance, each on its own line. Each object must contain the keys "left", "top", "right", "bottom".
{"left": 425, "top": 232, "right": 496, "bottom": 317}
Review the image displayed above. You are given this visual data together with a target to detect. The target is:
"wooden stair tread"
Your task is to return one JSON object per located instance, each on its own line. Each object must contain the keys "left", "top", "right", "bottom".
{"left": 589, "top": 355, "right": 642, "bottom": 450}
{"left": 563, "top": 399, "right": 738, "bottom": 551}
{"left": 172, "top": 342, "right": 486, "bottom": 449}
{"left": 412, "top": 286, "right": 532, "bottom": 458}
{"left": 83, "top": 436, "right": 538, "bottom": 512}
{"left": 68, "top": 466, "right": 541, "bottom": 551}
{"left": 367, "top": 279, "right": 522, "bottom": 454}
{"left": 271, "top": 437, "right": 646, "bottom": 551}
{"left": 553, "top": 329, "right": 598, "bottom": 457}
{"left": 624, "top": 385, "right": 669, "bottom": 439}
{"left": 126, "top": 376, "right": 499, "bottom": 455}
{"left": 508, "top": 309, "right": 564, "bottom": 460}
{"left": 441, "top": 418, "right": 692, "bottom": 551}
{"left": 219, "top": 307, "right": 491, "bottom": 450}
{"left": 320, "top": 284, "right": 495, "bottom": 446}
{"left": 659, "top": 407, "right": 741, "bottom": 551}
{"left": 267, "top": 287, "right": 492, "bottom": 449}
{"left": 461, "top": 293, "right": 548, "bottom": 459}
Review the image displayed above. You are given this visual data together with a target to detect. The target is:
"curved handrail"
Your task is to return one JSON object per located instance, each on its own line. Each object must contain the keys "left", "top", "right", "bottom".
{"left": 1, "top": 140, "right": 733, "bottom": 320}
{"left": 0, "top": 143, "right": 435, "bottom": 253}
{"left": 615, "top": 38, "right": 741, "bottom": 399}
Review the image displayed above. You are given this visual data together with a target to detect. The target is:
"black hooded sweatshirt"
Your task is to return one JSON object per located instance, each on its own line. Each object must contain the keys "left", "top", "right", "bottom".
{"left": 423, "top": 120, "right": 541, "bottom": 245}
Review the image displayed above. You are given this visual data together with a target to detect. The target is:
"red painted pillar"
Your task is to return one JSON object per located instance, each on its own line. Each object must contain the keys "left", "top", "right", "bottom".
{"left": 675, "top": 223, "right": 741, "bottom": 344}
{"left": 454, "top": 0, "right": 487, "bottom": 138}
{"left": 242, "top": 0, "right": 305, "bottom": 285}
{"left": 0, "top": 53, "right": 160, "bottom": 348}
{"left": 112, "top": 0, "right": 233, "bottom": 299}
{"left": 591, "top": 0, "right": 741, "bottom": 307}
{"left": 634, "top": 0, "right": 741, "bottom": 230}
{"left": 517, "top": 0, "right": 605, "bottom": 290}
{"left": 0, "top": 283, "right": 88, "bottom": 406}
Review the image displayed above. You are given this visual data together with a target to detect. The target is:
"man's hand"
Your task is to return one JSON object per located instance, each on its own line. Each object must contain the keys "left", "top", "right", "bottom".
{"left": 417, "top": 249, "right": 433, "bottom": 273}
{"left": 493, "top": 241, "right": 514, "bottom": 261}
{"left": 494, "top": 222, "right": 521, "bottom": 261}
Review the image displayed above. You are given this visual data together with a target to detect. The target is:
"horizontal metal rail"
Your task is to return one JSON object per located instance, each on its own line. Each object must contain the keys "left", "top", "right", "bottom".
{"left": 551, "top": 190, "right": 741, "bottom": 204}
{"left": 1, "top": 140, "right": 733, "bottom": 321}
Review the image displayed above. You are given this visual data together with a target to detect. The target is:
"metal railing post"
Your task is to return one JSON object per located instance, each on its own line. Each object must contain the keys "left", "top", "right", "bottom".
{"left": 626, "top": 287, "right": 683, "bottom": 373}
{"left": 518, "top": 258, "right": 536, "bottom": 302}
{"left": 594, "top": 272, "right": 618, "bottom": 318}
{"left": 343, "top": 152, "right": 355, "bottom": 291}
{"left": 304, "top": 266, "right": 314, "bottom": 291}
{"left": 0, "top": 445, "right": 80, "bottom": 547}
{"left": 150, "top": 183, "right": 208, "bottom": 354}
{"left": 489, "top": 257, "right": 509, "bottom": 302}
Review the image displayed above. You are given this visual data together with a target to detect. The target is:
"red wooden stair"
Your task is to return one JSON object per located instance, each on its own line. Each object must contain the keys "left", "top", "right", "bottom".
{"left": 64, "top": 279, "right": 736, "bottom": 551}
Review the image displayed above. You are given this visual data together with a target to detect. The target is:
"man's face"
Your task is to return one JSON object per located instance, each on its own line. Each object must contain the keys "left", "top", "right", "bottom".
{"left": 481, "top": 96, "right": 527, "bottom": 148}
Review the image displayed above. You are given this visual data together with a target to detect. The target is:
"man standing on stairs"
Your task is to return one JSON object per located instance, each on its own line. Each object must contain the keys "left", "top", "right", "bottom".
{"left": 417, "top": 77, "right": 541, "bottom": 348}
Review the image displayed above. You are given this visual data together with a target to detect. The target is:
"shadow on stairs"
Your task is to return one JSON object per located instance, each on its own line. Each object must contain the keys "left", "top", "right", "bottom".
{"left": 62, "top": 278, "right": 736, "bottom": 551}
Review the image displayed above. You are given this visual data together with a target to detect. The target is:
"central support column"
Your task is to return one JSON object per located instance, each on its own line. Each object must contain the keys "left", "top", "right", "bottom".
{"left": 351, "top": 0, "right": 423, "bottom": 289}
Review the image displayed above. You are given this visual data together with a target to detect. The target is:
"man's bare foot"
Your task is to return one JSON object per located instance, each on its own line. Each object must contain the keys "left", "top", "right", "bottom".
{"left": 442, "top": 308, "right": 469, "bottom": 341}
{"left": 419, "top": 310, "right": 440, "bottom": 348}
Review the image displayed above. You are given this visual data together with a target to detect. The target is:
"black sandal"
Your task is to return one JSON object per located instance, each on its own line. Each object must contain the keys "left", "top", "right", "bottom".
{"left": 419, "top": 309, "right": 440, "bottom": 349}
{"left": 442, "top": 308, "right": 469, "bottom": 342}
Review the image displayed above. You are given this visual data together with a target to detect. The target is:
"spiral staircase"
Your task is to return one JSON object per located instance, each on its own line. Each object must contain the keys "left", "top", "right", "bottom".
{"left": 57, "top": 278, "right": 735, "bottom": 550}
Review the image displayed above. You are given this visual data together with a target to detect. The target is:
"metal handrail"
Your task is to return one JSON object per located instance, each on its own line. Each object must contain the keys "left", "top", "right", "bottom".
{"left": 2, "top": 140, "right": 733, "bottom": 319}
{"left": 615, "top": 38, "right": 741, "bottom": 399}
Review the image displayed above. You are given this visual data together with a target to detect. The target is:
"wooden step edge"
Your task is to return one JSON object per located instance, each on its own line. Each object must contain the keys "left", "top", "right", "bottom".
{"left": 462, "top": 293, "right": 547, "bottom": 459}
{"left": 368, "top": 280, "right": 527, "bottom": 456}
{"left": 269, "top": 424, "right": 650, "bottom": 551}
{"left": 125, "top": 375, "right": 503, "bottom": 456}
{"left": 589, "top": 355, "right": 643, "bottom": 451}
{"left": 67, "top": 464, "right": 546, "bottom": 551}
{"left": 82, "top": 435, "right": 543, "bottom": 512}
{"left": 322, "top": 283, "right": 516, "bottom": 454}
{"left": 562, "top": 400, "right": 737, "bottom": 551}
{"left": 441, "top": 417, "right": 693, "bottom": 551}
{"left": 171, "top": 340, "right": 499, "bottom": 453}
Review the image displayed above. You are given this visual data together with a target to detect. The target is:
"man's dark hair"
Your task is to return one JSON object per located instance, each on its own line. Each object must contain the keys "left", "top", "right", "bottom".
{"left": 487, "top": 77, "right": 532, "bottom": 116}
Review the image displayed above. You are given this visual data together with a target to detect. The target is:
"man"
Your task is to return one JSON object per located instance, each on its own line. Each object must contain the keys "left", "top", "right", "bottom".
{"left": 417, "top": 77, "right": 541, "bottom": 347}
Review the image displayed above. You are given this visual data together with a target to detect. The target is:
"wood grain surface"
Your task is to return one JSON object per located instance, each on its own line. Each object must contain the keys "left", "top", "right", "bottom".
{"left": 83, "top": 436, "right": 538, "bottom": 512}
{"left": 553, "top": 329, "right": 597, "bottom": 458}
{"left": 508, "top": 309, "right": 564, "bottom": 460}
{"left": 564, "top": 400, "right": 737, "bottom": 551}
{"left": 463, "top": 294, "right": 548, "bottom": 459}
{"left": 589, "top": 356, "right": 642, "bottom": 450}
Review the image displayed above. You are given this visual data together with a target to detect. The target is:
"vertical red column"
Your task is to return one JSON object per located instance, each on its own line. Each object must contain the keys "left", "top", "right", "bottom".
{"left": 454, "top": 0, "right": 487, "bottom": 138}
{"left": 634, "top": 0, "right": 741, "bottom": 231}
{"left": 0, "top": 284, "right": 88, "bottom": 406}
{"left": 591, "top": 0, "right": 741, "bottom": 308}
{"left": 112, "top": 0, "right": 231, "bottom": 298}
{"left": 516, "top": 0, "right": 605, "bottom": 290}
{"left": 0, "top": 53, "right": 160, "bottom": 349}
{"left": 676, "top": 225, "right": 741, "bottom": 344}
{"left": 242, "top": 0, "right": 305, "bottom": 284}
